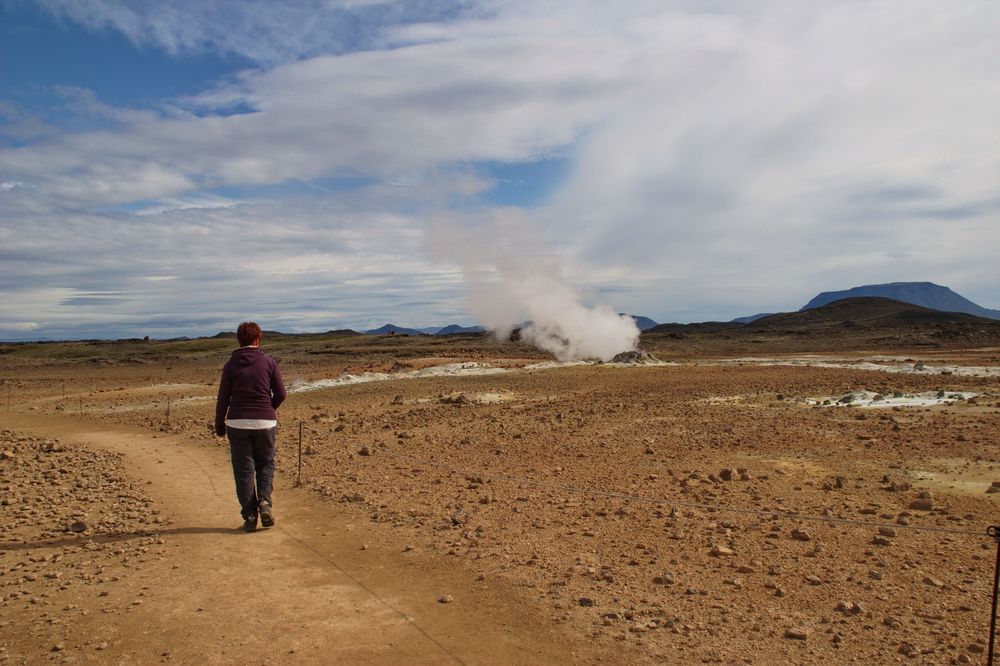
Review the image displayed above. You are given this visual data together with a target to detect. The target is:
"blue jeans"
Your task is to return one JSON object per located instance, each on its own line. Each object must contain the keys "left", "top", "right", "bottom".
{"left": 227, "top": 426, "right": 276, "bottom": 520}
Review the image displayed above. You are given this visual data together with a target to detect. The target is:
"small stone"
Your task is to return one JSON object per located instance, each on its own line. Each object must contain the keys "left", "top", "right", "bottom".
{"left": 909, "top": 498, "right": 934, "bottom": 511}
{"left": 653, "top": 574, "right": 675, "bottom": 585}
{"left": 836, "top": 601, "right": 861, "bottom": 615}
{"left": 358, "top": 446, "right": 371, "bottom": 456}
{"left": 709, "top": 544, "right": 734, "bottom": 557}
{"left": 579, "top": 597, "right": 595, "bottom": 607}
{"left": 923, "top": 576, "right": 945, "bottom": 589}
{"left": 784, "top": 628, "right": 809, "bottom": 640}
{"left": 790, "top": 528, "right": 812, "bottom": 542}
{"left": 437, "top": 595, "right": 454, "bottom": 604}
{"left": 967, "top": 642, "right": 985, "bottom": 654}
{"left": 878, "top": 526, "right": 896, "bottom": 537}
{"left": 95, "top": 643, "right": 108, "bottom": 651}
{"left": 871, "top": 536, "right": 892, "bottom": 546}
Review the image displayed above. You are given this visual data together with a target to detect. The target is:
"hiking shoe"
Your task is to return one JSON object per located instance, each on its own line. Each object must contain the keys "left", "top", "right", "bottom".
{"left": 243, "top": 515, "right": 258, "bottom": 532}
{"left": 259, "top": 500, "right": 274, "bottom": 528}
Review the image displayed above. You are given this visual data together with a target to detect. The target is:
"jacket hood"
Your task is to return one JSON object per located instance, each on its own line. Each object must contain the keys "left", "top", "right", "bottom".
{"left": 229, "top": 347, "right": 267, "bottom": 368}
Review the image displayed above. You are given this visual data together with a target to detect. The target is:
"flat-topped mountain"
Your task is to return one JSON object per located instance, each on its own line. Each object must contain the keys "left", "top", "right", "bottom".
{"left": 754, "top": 296, "right": 998, "bottom": 329}
{"left": 802, "top": 282, "right": 999, "bottom": 320}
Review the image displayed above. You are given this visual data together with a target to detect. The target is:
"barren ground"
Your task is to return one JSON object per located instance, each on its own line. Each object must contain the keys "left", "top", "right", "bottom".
{"left": 1, "top": 334, "right": 998, "bottom": 664}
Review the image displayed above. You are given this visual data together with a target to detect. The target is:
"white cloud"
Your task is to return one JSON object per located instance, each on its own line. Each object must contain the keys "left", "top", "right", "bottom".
{"left": 1, "top": 0, "right": 998, "bottom": 336}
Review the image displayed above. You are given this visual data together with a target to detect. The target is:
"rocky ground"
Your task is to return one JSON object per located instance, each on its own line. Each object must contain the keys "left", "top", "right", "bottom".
{"left": 1, "top": 338, "right": 998, "bottom": 664}
{"left": 0, "top": 429, "right": 169, "bottom": 661}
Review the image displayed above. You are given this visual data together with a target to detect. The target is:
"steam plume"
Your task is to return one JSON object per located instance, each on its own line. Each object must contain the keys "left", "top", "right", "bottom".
{"left": 427, "top": 213, "right": 639, "bottom": 361}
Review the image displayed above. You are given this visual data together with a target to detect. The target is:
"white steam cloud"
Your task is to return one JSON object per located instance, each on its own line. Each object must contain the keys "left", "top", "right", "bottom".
{"left": 427, "top": 213, "right": 639, "bottom": 361}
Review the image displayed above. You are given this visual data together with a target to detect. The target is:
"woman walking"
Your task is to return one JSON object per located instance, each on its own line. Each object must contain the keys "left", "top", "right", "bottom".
{"left": 215, "top": 322, "right": 286, "bottom": 532}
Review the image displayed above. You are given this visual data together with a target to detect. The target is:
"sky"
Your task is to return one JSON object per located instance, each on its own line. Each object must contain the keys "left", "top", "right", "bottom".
{"left": 1, "top": 0, "right": 998, "bottom": 341}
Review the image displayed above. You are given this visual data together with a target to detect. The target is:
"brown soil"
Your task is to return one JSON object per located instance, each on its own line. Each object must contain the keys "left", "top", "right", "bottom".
{"left": 1, "top": 336, "right": 999, "bottom": 664}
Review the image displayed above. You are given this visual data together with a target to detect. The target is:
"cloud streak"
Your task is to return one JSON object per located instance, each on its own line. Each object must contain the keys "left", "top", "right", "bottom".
{"left": 1, "top": 0, "right": 997, "bottom": 339}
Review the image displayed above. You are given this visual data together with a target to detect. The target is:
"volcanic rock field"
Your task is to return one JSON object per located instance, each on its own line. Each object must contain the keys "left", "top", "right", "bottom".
{"left": 1, "top": 332, "right": 998, "bottom": 664}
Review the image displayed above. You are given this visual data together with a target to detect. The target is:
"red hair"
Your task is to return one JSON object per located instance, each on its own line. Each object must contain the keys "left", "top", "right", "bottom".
{"left": 236, "top": 322, "right": 262, "bottom": 347}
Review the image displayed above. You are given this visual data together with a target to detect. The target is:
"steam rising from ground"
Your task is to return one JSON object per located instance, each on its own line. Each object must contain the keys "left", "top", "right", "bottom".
{"left": 427, "top": 214, "right": 639, "bottom": 361}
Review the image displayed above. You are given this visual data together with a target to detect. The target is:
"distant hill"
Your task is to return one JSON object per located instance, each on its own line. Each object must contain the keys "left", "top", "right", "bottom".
{"left": 622, "top": 314, "right": 659, "bottom": 331}
{"left": 435, "top": 324, "right": 485, "bottom": 335}
{"left": 802, "top": 282, "right": 1000, "bottom": 320}
{"left": 730, "top": 313, "right": 775, "bottom": 324}
{"left": 363, "top": 323, "right": 426, "bottom": 336}
{"left": 752, "top": 296, "right": 996, "bottom": 329}
{"left": 645, "top": 321, "right": 745, "bottom": 335}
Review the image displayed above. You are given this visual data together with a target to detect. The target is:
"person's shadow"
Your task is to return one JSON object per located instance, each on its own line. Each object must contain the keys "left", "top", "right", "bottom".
{"left": 0, "top": 525, "right": 250, "bottom": 552}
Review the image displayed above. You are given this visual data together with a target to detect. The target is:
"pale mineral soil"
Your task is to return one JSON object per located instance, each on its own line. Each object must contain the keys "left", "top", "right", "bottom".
{"left": 1, "top": 336, "right": 999, "bottom": 664}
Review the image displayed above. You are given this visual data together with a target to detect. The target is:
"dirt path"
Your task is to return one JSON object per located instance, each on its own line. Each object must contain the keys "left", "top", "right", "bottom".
{"left": 1, "top": 414, "right": 594, "bottom": 665}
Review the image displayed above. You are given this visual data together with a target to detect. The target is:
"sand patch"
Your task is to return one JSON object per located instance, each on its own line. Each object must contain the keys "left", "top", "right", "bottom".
{"left": 910, "top": 459, "right": 1000, "bottom": 498}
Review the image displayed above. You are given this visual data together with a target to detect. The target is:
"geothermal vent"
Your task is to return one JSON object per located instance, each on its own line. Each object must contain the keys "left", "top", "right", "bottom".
{"left": 609, "top": 350, "right": 660, "bottom": 364}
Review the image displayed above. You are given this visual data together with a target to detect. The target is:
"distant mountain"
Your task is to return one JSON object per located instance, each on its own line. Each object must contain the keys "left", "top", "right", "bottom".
{"left": 622, "top": 314, "right": 659, "bottom": 331}
{"left": 753, "top": 296, "right": 996, "bottom": 329}
{"left": 644, "top": 321, "right": 745, "bottom": 335}
{"left": 435, "top": 324, "right": 485, "bottom": 335}
{"left": 802, "top": 282, "right": 1000, "bottom": 320}
{"left": 730, "top": 313, "right": 774, "bottom": 324}
{"left": 363, "top": 323, "right": 426, "bottom": 336}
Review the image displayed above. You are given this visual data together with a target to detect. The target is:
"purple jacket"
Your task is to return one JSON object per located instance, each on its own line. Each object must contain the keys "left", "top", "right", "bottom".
{"left": 215, "top": 347, "right": 286, "bottom": 435}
